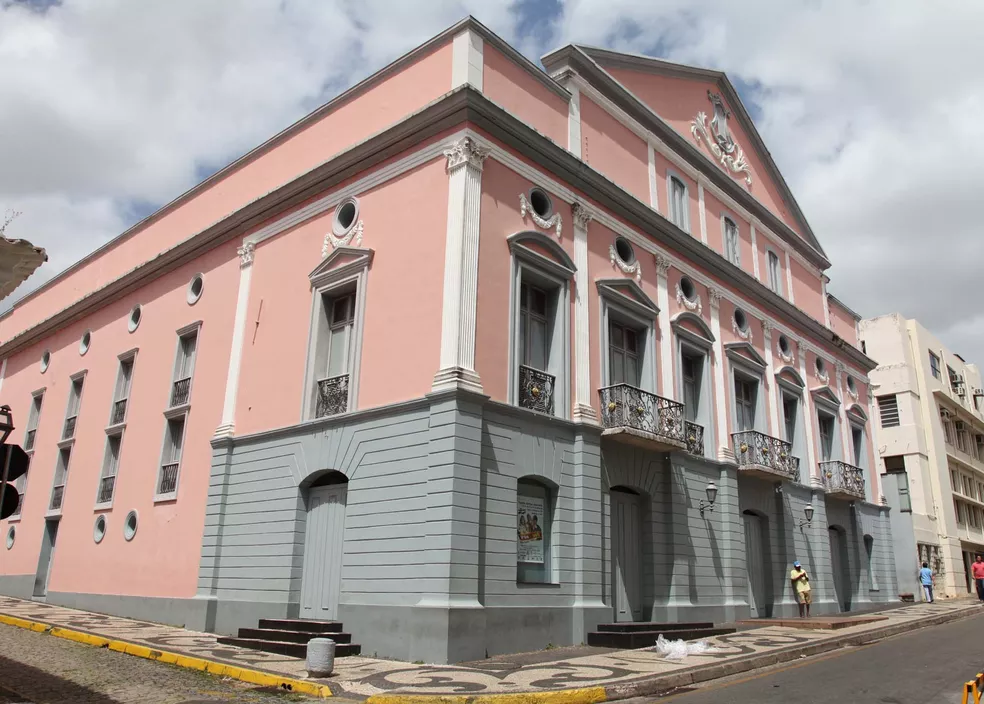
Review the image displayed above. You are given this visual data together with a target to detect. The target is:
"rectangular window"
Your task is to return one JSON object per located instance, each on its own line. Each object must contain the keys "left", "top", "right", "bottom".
{"left": 97, "top": 434, "right": 122, "bottom": 505}
{"left": 669, "top": 177, "right": 688, "bottom": 231}
{"left": 851, "top": 425, "right": 864, "bottom": 467}
{"left": 951, "top": 468, "right": 959, "bottom": 492}
{"left": 517, "top": 479, "right": 552, "bottom": 584}
{"left": 608, "top": 320, "right": 640, "bottom": 386}
{"left": 955, "top": 498, "right": 965, "bottom": 525}
{"left": 734, "top": 376, "right": 757, "bottom": 432}
{"left": 157, "top": 416, "right": 186, "bottom": 498}
{"left": 170, "top": 329, "right": 198, "bottom": 407}
{"left": 724, "top": 217, "right": 740, "bottom": 266}
{"left": 111, "top": 357, "right": 134, "bottom": 426}
{"left": 930, "top": 352, "right": 941, "bottom": 379}
{"left": 884, "top": 456, "right": 910, "bottom": 512}
{"left": 956, "top": 422, "right": 969, "bottom": 453}
{"left": 877, "top": 395, "right": 900, "bottom": 428}
{"left": 63, "top": 377, "right": 84, "bottom": 440}
{"left": 682, "top": 353, "right": 702, "bottom": 423}
{"left": 519, "top": 283, "right": 549, "bottom": 372}
{"left": 49, "top": 447, "right": 71, "bottom": 513}
{"left": 768, "top": 251, "right": 782, "bottom": 295}
{"left": 818, "top": 413, "right": 836, "bottom": 462}
{"left": 782, "top": 395, "right": 798, "bottom": 445}
{"left": 24, "top": 392, "right": 43, "bottom": 452}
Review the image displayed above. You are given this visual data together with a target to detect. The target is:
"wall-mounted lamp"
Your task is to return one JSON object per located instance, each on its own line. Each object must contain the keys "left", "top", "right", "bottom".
{"left": 699, "top": 481, "right": 718, "bottom": 516}
{"left": 799, "top": 503, "right": 815, "bottom": 528}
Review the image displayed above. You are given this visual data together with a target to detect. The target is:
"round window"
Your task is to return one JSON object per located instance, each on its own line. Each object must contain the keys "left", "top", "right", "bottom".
{"left": 5, "top": 526, "right": 13, "bottom": 550}
{"left": 679, "top": 276, "right": 697, "bottom": 301}
{"left": 733, "top": 308, "right": 748, "bottom": 332}
{"left": 123, "top": 510, "right": 138, "bottom": 541}
{"left": 332, "top": 198, "right": 359, "bottom": 236}
{"left": 613, "top": 237, "right": 635, "bottom": 266}
{"left": 187, "top": 274, "right": 204, "bottom": 305}
{"left": 778, "top": 334, "right": 791, "bottom": 356}
{"left": 94, "top": 515, "right": 107, "bottom": 544}
{"left": 816, "top": 357, "right": 827, "bottom": 376}
{"left": 128, "top": 305, "right": 142, "bottom": 333}
{"left": 529, "top": 187, "right": 553, "bottom": 219}
{"left": 40, "top": 350, "right": 51, "bottom": 373}
{"left": 79, "top": 330, "right": 92, "bottom": 356}
{"left": 847, "top": 376, "right": 857, "bottom": 393}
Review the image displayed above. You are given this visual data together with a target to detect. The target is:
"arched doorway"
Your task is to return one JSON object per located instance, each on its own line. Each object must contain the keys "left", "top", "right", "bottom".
{"left": 300, "top": 471, "right": 348, "bottom": 620}
{"left": 742, "top": 510, "right": 773, "bottom": 618}
{"left": 828, "top": 525, "right": 851, "bottom": 611}
{"left": 611, "top": 486, "right": 643, "bottom": 622}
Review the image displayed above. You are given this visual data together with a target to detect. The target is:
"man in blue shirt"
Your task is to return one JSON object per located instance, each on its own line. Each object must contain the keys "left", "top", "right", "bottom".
{"left": 919, "top": 562, "right": 934, "bottom": 603}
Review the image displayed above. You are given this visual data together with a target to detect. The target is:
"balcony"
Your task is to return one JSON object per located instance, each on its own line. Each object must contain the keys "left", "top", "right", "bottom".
{"left": 49, "top": 485, "right": 64, "bottom": 511}
{"left": 685, "top": 421, "right": 705, "bottom": 457}
{"left": 599, "top": 385, "right": 686, "bottom": 451}
{"left": 316, "top": 374, "right": 349, "bottom": 418}
{"left": 170, "top": 377, "right": 191, "bottom": 407}
{"left": 821, "top": 460, "right": 865, "bottom": 500}
{"left": 733, "top": 430, "right": 800, "bottom": 483}
{"left": 97, "top": 476, "right": 115, "bottom": 504}
{"left": 111, "top": 399, "right": 128, "bottom": 426}
{"left": 62, "top": 415, "right": 77, "bottom": 441}
{"left": 518, "top": 365, "right": 555, "bottom": 415}
{"left": 158, "top": 463, "right": 179, "bottom": 496}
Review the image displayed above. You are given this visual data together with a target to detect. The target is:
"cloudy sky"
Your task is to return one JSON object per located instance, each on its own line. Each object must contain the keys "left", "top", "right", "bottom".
{"left": 1, "top": 0, "right": 981, "bottom": 360}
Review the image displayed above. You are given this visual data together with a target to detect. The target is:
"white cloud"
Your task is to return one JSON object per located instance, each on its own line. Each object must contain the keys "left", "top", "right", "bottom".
{"left": 2, "top": 0, "right": 982, "bottom": 364}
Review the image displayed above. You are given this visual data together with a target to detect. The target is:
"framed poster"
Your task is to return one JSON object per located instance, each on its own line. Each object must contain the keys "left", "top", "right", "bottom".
{"left": 517, "top": 494, "right": 545, "bottom": 564}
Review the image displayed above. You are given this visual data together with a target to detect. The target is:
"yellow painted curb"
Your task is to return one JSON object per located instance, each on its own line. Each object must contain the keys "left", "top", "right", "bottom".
{"left": 0, "top": 612, "right": 333, "bottom": 698}
{"left": 365, "top": 686, "right": 609, "bottom": 704}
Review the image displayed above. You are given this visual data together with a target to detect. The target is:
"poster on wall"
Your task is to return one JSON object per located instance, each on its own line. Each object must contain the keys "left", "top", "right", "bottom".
{"left": 517, "top": 495, "right": 545, "bottom": 564}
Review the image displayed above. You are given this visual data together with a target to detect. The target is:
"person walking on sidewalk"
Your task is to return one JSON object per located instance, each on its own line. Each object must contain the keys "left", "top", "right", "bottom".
{"left": 919, "top": 562, "right": 934, "bottom": 603}
{"left": 972, "top": 555, "right": 984, "bottom": 602}
{"left": 790, "top": 560, "right": 812, "bottom": 618}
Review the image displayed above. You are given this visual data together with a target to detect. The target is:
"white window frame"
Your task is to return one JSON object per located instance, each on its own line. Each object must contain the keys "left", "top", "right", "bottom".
{"left": 767, "top": 249, "right": 783, "bottom": 296}
{"left": 47, "top": 445, "right": 72, "bottom": 518}
{"left": 812, "top": 389, "right": 843, "bottom": 463}
{"left": 597, "top": 280, "right": 658, "bottom": 394}
{"left": 507, "top": 233, "right": 574, "bottom": 419}
{"left": 169, "top": 322, "right": 201, "bottom": 410}
{"left": 722, "top": 214, "right": 741, "bottom": 267}
{"left": 726, "top": 344, "right": 767, "bottom": 436}
{"left": 672, "top": 314, "right": 715, "bottom": 458}
{"left": 61, "top": 372, "right": 87, "bottom": 442}
{"left": 109, "top": 350, "right": 137, "bottom": 429}
{"left": 666, "top": 170, "right": 690, "bottom": 233}
{"left": 777, "top": 369, "right": 808, "bottom": 468}
{"left": 302, "top": 248, "right": 373, "bottom": 420}
{"left": 96, "top": 431, "right": 123, "bottom": 508}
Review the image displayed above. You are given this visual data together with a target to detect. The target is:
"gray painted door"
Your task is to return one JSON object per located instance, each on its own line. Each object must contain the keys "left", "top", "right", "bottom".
{"left": 743, "top": 513, "right": 767, "bottom": 618}
{"left": 611, "top": 490, "right": 642, "bottom": 622}
{"left": 829, "top": 528, "right": 850, "bottom": 611}
{"left": 33, "top": 519, "right": 59, "bottom": 598}
{"left": 300, "top": 484, "right": 347, "bottom": 620}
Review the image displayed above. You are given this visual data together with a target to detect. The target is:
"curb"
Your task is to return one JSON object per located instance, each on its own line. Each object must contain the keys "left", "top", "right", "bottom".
{"left": 0, "top": 613, "right": 334, "bottom": 699}
{"left": 365, "top": 606, "right": 981, "bottom": 704}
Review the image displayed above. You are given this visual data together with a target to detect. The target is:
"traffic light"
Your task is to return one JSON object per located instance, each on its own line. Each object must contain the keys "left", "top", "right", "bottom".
{"left": 0, "top": 406, "right": 28, "bottom": 520}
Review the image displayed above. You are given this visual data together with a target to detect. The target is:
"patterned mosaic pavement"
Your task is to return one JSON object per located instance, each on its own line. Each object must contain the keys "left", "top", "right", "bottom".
{"left": 0, "top": 597, "right": 977, "bottom": 698}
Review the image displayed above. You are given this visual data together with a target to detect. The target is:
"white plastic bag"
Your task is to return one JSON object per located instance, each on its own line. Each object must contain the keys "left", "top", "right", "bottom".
{"left": 651, "top": 634, "right": 722, "bottom": 660}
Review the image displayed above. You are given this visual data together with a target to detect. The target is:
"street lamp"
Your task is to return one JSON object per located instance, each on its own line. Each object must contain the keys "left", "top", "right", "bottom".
{"left": 699, "top": 481, "right": 718, "bottom": 516}
{"left": 799, "top": 503, "right": 814, "bottom": 528}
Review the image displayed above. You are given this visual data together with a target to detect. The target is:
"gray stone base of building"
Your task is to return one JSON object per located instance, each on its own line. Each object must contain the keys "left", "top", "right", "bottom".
{"left": 0, "top": 575, "right": 35, "bottom": 600}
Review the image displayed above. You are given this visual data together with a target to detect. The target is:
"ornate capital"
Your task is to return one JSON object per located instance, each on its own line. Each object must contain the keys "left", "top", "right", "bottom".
{"left": 836, "top": 361, "right": 847, "bottom": 376}
{"left": 444, "top": 137, "right": 490, "bottom": 173}
{"left": 653, "top": 254, "right": 671, "bottom": 278}
{"left": 761, "top": 320, "right": 774, "bottom": 336}
{"left": 572, "top": 202, "right": 593, "bottom": 230}
{"left": 237, "top": 241, "right": 255, "bottom": 269}
{"left": 707, "top": 286, "right": 723, "bottom": 310}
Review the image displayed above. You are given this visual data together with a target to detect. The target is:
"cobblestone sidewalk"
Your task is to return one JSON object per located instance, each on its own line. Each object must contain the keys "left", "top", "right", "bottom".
{"left": 0, "top": 596, "right": 977, "bottom": 700}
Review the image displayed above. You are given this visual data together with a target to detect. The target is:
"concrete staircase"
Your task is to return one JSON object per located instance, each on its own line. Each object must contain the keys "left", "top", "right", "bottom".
{"left": 216, "top": 618, "right": 362, "bottom": 658}
{"left": 587, "top": 621, "right": 736, "bottom": 649}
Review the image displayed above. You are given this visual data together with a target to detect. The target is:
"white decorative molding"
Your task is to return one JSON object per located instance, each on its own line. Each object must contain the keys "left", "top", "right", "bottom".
{"left": 654, "top": 254, "right": 674, "bottom": 400}
{"left": 568, "top": 83, "right": 582, "bottom": 158}
{"left": 520, "top": 192, "right": 563, "bottom": 239}
{"left": 322, "top": 220, "right": 364, "bottom": 257}
{"left": 761, "top": 322, "right": 781, "bottom": 439}
{"left": 647, "top": 143, "right": 658, "bottom": 210}
{"left": 697, "top": 182, "right": 708, "bottom": 245}
{"left": 690, "top": 91, "right": 753, "bottom": 186}
{"left": 707, "top": 286, "right": 732, "bottom": 462}
{"left": 750, "top": 224, "right": 761, "bottom": 281}
{"left": 784, "top": 250, "right": 796, "bottom": 304}
{"left": 654, "top": 253, "right": 670, "bottom": 277}
{"left": 237, "top": 241, "right": 255, "bottom": 268}
{"left": 732, "top": 318, "right": 752, "bottom": 343}
{"left": 707, "top": 286, "right": 723, "bottom": 310}
{"left": 572, "top": 202, "right": 593, "bottom": 229}
{"left": 610, "top": 244, "right": 641, "bottom": 281}
{"left": 846, "top": 384, "right": 859, "bottom": 403}
{"left": 451, "top": 28, "right": 483, "bottom": 91}
{"left": 215, "top": 248, "right": 255, "bottom": 439}
{"left": 776, "top": 338, "right": 795, "bottom": 365}
{"left": 675, "top": 282, "right": 702, "bottom": 316}
{"left": 444, "top": 136, "right": 490, "bottom": 173}
{"left": 815, "top": 366, "right": 830, "bottom": 385}
{"left": 572, "top": 204, "right": 595, "bottom": 422}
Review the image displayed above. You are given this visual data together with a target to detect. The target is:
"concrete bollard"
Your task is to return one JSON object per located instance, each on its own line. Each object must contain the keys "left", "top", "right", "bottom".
{"left": 306, "top": 637, "right": 336, "bottom": 678}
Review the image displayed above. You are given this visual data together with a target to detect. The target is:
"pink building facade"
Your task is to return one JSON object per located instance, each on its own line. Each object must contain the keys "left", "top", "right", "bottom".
{"left": 0, "top": 18, "right": 895, "bottom": 664}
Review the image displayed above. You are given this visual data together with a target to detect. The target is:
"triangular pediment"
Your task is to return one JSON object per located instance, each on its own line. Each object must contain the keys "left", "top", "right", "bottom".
{"left": 596, "top": 278, "right": 658, "bottom": 319}
{"left": 811, "top": 385, "right": 842, "bottom": 409}
{"left": 309, "top": 246, "right": 374, "bottom": 288}
{"left": 724, "top": 341, "right": 766, "bottom": 371}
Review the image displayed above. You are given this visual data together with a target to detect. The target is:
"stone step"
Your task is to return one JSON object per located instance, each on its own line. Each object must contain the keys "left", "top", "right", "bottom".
{"left": 587, "top": 626, "right": 735, "bottom": 649}
{"left": 216, "top": 636, "right": 361, "bottom": 658}
{"left": 256, "top": 618, "right": 344, "bottom": 634}
{"left": 237, "top": 627, "right": 353, "bottom": 645}
{"left": 595, "top": 621, "right": 715, "bottom": 633}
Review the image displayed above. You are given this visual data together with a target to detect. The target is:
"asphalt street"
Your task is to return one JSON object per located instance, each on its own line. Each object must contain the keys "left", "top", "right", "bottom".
{"left": 652, "top": 609, "right": 984, "bottom": 704}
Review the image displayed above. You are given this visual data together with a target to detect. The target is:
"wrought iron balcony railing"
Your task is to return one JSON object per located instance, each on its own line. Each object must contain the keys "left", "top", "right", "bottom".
{"left": 24, "top": 429, "right": 36, "bottom": 452}
{"left": 111, "top": 399, "right": 128, "bottom": 426}
{"left": 97, "top": 476, "right": 116, "bottom": 504}
{"left": 49, "top": 485, "right": 64, "bottom": 511}
{"left": 518, "top": 365, "right": 555, "bottom": 415}
{"left": 170, "top": 377, "right": 191, "bottom": 407}
{"left": 733, "top": 430, "right": 800, "bottom": 482}
{"left": 316, "top": 374, "right": 350, "bottom": 418}
{"left": 599, "top": 385, "right": 686, "bottom": 449}
{"left": 158, "top": 463, "right": 179, "bottom": 496}
{"left": 685, "top": 421, "right": 705, "bottom": 457}
{"left": 820, "top": 460, "right": 865, "bottom": 500}
{"left": 62, "top": 415, "right": 77, "bottom": 441}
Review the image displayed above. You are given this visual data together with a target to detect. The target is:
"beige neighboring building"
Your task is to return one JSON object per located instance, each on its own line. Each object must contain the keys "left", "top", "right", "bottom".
{"left": 0, "top": 235, "right": 45, "bottom": 307}
{"left": 860, "top": 314, "right": 984, "bottom": 599}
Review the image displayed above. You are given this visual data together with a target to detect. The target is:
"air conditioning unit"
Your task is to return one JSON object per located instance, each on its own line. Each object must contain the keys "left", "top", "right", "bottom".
{"left": 958, "top": 386, "right": 967, "bottom": 397}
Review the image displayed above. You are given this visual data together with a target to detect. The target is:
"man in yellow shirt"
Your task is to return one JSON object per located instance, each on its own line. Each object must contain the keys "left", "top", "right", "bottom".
{"left": 790, "top": 560, "right": 811, "bottom": 618}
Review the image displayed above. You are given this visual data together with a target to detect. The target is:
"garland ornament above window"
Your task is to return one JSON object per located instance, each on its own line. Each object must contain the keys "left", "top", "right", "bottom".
{"left": 691, "top": 91, "right": 753, "bottom": 186}
{"left": 609, "top": 244, "right": 642, "bottom": 281}
{"left": 322, "top": 220, "right": 364, "bottom": 257}
{"left": 675, "top": 281, "right": 702, "bottom": 316}
{"left": 520, "top": 193, "right": 563, "bottom": 239}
